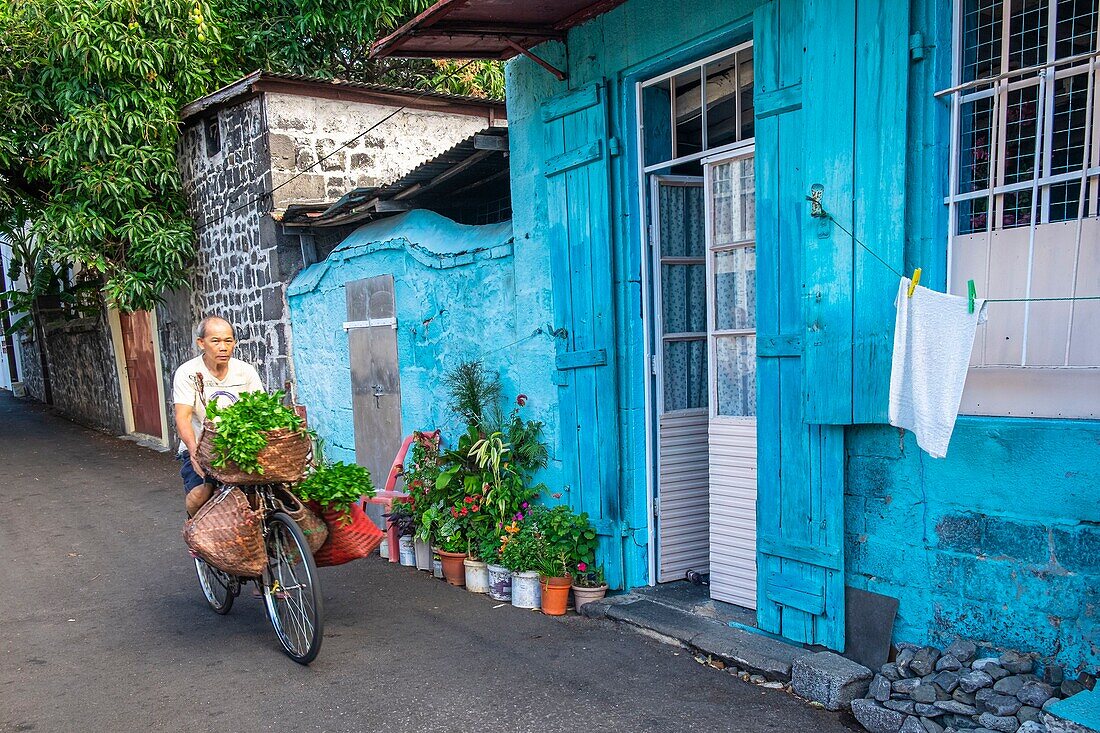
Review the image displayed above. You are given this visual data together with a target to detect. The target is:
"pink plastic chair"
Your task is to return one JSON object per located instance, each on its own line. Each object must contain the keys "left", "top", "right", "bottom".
{"left": 363, "top": 430, "right": 440, "bottom": 563}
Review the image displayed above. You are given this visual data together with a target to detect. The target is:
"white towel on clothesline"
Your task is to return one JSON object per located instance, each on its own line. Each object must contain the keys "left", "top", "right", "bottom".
{"left": 889, "top": 278, "right": 987, "bottom": 458}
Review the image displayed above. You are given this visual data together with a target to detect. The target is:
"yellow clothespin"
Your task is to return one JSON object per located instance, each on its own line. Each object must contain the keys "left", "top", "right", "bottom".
{"left": 907, "top": 268, "right": 922, "bottom": 298}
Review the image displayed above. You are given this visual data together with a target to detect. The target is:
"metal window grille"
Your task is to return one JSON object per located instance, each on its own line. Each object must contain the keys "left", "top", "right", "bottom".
{"left": 947, "top": 0, "right": 1100, "bottom": 374}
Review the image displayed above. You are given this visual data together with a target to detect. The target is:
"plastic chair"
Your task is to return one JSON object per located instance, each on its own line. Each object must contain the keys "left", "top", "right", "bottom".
{"left": 362, "top": 430, "right": 440, "bottom": 563}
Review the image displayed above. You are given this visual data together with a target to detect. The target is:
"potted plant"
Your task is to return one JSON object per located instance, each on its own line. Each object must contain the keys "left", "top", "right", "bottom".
{"left": 404, "top": 431, "right": 442, "bottom": 572}
{"left": 435, "top": 515, "right": 467, "bottom": 586}
{"left": 480, "top": 524, "right": 511, "bottom": 601}
{"left": 529, "top": 504, "right": 598, "bottom": 616}
{"left": 500, "top": 519, "right": 542, "bottom": 609}
{"left": 385, "top": 502, "right": 416, "bottom": 566}
{"left": 572, "top": 563, "right": 608, "bottom": 611}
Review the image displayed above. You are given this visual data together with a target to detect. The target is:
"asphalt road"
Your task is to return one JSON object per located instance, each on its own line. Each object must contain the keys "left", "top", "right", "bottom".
{"left": 0, "top": 392, "right": 858, "bottom": 733}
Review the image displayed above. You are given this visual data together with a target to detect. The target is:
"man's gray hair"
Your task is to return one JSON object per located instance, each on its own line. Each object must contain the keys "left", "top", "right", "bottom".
{"left": 195, "top": 316, "right": 235, "bottom": 340}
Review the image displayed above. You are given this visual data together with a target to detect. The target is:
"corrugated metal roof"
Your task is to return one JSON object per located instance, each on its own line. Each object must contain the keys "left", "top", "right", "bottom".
{"left": 370, "top": 0, "right": 627, "bottom": 61}
{"left": 279, "top": 127, "right": 509, "bottom": 227}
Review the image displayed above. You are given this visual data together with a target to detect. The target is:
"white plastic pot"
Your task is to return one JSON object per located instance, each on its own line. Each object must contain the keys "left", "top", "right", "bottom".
{"left": 398, "top": 535, "right": 416, "bottom": 566}
{"left": 510, "top": 571, "right": 541, "bottom": 609}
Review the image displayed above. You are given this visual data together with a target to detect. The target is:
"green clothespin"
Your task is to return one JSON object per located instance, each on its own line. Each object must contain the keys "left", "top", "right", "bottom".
{"left": 967, "top": 280, "right": 976, "bottom": 314}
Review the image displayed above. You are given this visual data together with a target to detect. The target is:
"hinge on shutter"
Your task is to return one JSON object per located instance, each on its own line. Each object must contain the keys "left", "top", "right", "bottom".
{"left": 653, "top": 495, "right": 660, "bottom": 517}
{"left": 650, "top": 354, "right": 657, "bottom": 376}
{"left": 909, "top": 32, "right": 926, "bottom": 62}
{"left": 608, "top": 137, "right": 621, "bottom": 156}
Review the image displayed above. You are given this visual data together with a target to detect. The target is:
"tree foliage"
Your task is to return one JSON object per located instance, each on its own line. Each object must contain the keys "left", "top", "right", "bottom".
{"left": 0, "top": 0, "right": 503, "bottom": 312}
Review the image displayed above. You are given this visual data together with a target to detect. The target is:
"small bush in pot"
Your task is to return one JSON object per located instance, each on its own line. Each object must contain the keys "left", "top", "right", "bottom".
{"left": 572, "top": 563, "right": 608, "bottom": 612}
{"left": 435, "top": 515, "right": 467, "bottom": 586}
{"left": 384, "top": 502, "right": 416, "bottom": 566}
{"left": 500, "top": 520, "right": 542, "bottom": 609}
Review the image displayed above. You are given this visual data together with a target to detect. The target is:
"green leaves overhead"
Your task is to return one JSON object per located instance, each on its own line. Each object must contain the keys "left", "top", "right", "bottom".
{"left": 0, "top": 0, "right": 502, "bottom": 312}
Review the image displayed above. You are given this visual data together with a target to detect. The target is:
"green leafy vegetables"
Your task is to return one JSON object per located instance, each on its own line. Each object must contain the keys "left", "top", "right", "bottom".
{"left": 296, "top": 461, "right": 375, "bottom": 516}
{"left": 206, "top": 390, "right": 304, "bottom": 475}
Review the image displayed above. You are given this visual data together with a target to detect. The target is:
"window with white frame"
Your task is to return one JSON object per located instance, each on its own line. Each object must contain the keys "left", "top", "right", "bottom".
{"left": 947, "top": 0, "right": 1100, "bottom": 419}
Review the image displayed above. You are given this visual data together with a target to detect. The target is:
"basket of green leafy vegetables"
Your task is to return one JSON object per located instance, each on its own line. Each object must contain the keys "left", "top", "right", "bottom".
{"left": 196, "top": 390, "right": 312, "bottom": 485}
{"left": 294, "top": 461, "right": 381, "bottom": 566}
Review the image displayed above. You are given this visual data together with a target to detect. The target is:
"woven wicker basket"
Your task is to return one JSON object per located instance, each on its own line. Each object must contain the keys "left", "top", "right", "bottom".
{"left": 196, "top": 419, "right": 311, "bottom": 486}
{"left": 272, "top": 487, "right": 328, "bottom": 554}
{"left": 183, "top": 487, "right": 267, "bottom": 577}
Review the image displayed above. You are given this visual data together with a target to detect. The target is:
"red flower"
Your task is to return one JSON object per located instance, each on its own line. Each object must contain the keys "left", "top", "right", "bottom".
{"left": 516, "top": 394, "right": 528, "bottom": 406}
{"left": 460, "top": 507, "right": 469, "bottom": 516}
{"left": 551, "top": 493, "right": 562, "bottom": 500}
{"left": 577, "top": 562, "right": 587, "bottom": 572}
{"left": 471, "top": 505, "right": 480, "bottom": 512}
{"left": 450, "top": 508, "right": 459, "bottom": 517}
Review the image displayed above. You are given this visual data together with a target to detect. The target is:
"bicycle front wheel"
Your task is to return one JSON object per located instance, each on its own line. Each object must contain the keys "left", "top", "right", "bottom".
{"left": 262, "top": 512, "right": 324, "bottom": 665}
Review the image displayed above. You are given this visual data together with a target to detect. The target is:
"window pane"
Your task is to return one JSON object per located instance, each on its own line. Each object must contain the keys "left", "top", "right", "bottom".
{"left": 1049, "top": 180, "right": 1083, "bottom": 221}
{"left": 1009, "top": 0, "right": 1048, "bottom": 71}
{"left": 705, "top": 55, "right": 739, "bottom": 150}
{"left": 739, "top": 50, "right": 755, "bottom": 140}
{"left": 711, "top": 157, "right": 755, "bottom": 245}
{"left": 1004, "top": 84, "right": 1040, "bottom": 185}
{"left": 643, "top": 81, "right": 673, "bottom": 167}
{"left": 959, "top": 96, "right": 995, "bottom": 194}
{"left": 664, "top": 339, "right": 707, "bottom": 410}
{"left": 963, "top": 0, "right": 1003, "bottom": 82}
{"left": 1002, "top": 189, "right": 1033, "bottom": 228}
{"left": 715, "top": 335, "right": 756, "bottom": 417}
{"left": 674, "top": 69, "right": 703, "bottom": 159}
{"left": 658, "top": 183, "right": 706, "bottom": 257}
{"left": 662, "top": 264, "right": 707, "bottom": 333}
{"left": 958, "top": 197, "right": 991, "bottom": 234}
{"left": 1055, "top": 0, "right": 1097, "bottom": 58}
{"left": 1050, "top": 72, "right": 1090, "bottom": 175}
{"left": 715, "top": 247, "right": 756, "bottom": 331}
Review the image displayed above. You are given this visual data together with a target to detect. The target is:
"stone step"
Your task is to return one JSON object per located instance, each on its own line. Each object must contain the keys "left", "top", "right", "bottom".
{"left": 1043, "top": 688, "right": 1100, "bottom": 733}
{"left": 580, "top": 594, "right": 810, "bottom": 681}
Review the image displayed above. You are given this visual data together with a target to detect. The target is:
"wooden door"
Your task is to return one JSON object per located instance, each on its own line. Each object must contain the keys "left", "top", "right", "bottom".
{"left": 346, "top": 276, "right": 402, "bottom": 512}
{"left": 649, "top": 177, "right": 711, "bottom": 583}
{"left": 119, "top": 310, "right": 163, "bottom": 438}
{"left": 542, "top": 80, "right": 625, "bottom": 589}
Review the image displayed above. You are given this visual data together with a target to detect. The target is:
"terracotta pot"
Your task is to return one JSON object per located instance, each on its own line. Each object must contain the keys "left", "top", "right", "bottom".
{"left": 464, "top": 558, "right": 489, "bottom": 593}
{"left": 511, "top": 571, "right": 541, "bottom": 609}
{"left": 540, "top": 575, "right": 572, "bottom": 616}
{"left": 438, "top": 550, "right": 467, "bottom": 586}
{"left": 572, "top": 584, "right": 608, "bottom": 612}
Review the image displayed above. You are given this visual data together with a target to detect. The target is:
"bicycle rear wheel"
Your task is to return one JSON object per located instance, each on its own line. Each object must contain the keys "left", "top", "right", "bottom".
{"left": 262, "top": 511, "right": 324, "bottom": 664}
{"left": 194, "top": 557, "right": 237, "bottom": 615}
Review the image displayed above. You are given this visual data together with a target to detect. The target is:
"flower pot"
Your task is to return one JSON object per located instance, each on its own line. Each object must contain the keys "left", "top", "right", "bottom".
{"left": 540, "top": 575, "right": 572, "bottom": 616}
{"left": 487, "top": 564, "right": 512, "bottom": 602}
{"left": 464, "top": 558, "right": 489, "bottom": 593}
{"left": 398, "top": 535, "right": 416, "bottom": 566}
{"left": 510, "top": 570, "right": 541, "bottom": 609}
{"left": 438, "top": 550, "right": 467, "bottom": 586}
{"left": 432, "top": 553, "right": 444, "bottom": 579}
{"left": 379, "top": 537, "right": 389, "bottom": 559}
{"left": 572, "top": 584, "right": 608, "bottom": 612}
{"left": 414, "top": 538, "right": 432, "bottom": 571}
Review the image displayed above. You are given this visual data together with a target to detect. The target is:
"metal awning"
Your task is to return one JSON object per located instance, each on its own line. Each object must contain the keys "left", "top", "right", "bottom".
{"left": 370, "top": 0, "right": 627, "bottom": 78}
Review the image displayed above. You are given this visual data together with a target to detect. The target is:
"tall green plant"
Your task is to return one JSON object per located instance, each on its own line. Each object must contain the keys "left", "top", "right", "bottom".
{"left": 442, "top": 359, "right": 501, "bottom": 428}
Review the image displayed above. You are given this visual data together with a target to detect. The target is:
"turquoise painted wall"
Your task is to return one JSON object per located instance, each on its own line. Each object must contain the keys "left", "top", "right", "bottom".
{"left": 287, "top": 210, "right": 563, "bottom": 488}
{"left": 506, "top": 0, "right": 763, "bottom": 592}
{"left": 507, "top": 0, "right": 1100, "bottom": 668}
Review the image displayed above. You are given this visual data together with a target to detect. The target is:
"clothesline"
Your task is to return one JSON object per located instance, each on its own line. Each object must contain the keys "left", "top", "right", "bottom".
{"left": 825, "top": 214, "right": 1100, "bottom": 304}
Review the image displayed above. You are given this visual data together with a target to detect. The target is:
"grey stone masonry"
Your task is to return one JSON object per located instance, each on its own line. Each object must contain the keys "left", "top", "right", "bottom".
{"left": 792, "top": 651, "right": 873, "bottom": 711}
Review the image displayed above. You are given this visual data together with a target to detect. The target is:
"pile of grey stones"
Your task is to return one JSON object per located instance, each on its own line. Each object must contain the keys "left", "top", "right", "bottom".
{"left": 851, "top": 639, "right": 1094, "bottom": 733}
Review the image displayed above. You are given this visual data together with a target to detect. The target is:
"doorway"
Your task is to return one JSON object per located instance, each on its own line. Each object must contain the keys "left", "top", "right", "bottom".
{"left": 345, "top": 275, "right": 403, "bottom": 524}
{"left": 117, "top": 309, "right": 166, "bottom": 440}
{"left": 639, "top": 41, "right": 757, "bottom": 606}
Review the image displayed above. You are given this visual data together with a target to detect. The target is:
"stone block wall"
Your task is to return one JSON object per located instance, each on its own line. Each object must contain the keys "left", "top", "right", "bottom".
{"left": 16, "top": 310, "right": 125, "bottom": 434}
{"left": 845, "top": 420, "right": 1100, "bottom": 673}
{"left": 176, "top": 96, "right": 294, "bottom": 399}
{"left": 264, "top": 93, "right": 491, "bottom": 208}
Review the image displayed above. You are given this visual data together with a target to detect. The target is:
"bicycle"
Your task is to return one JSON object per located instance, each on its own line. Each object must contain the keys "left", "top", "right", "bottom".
{"left": 192, "top": 482, "right": 324, "bottom": 665}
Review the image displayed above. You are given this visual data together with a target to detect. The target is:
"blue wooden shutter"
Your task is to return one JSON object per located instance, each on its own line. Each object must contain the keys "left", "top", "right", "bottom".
{"left": 542, "top": 81, "right": 625, "bottom": 590}
{"left": 801, "top": 0, "right": 909, "bottom": 425}
{"left": 754, "top": 0, "right": 846, "bottom": 651}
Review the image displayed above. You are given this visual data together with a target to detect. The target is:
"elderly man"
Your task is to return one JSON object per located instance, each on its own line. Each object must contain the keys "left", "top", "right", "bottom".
{"left": 173, "top": 316, "right": 264, "bottom": 516}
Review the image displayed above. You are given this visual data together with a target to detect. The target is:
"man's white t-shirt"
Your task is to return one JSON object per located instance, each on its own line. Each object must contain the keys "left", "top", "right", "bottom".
{"left": 172, "top": 355, "right": 264, "bottom": 453}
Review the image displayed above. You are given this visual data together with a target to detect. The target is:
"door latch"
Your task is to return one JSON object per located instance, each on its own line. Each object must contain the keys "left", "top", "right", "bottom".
{"left": 373, "top": 384, "right": 385, "bottom": 409}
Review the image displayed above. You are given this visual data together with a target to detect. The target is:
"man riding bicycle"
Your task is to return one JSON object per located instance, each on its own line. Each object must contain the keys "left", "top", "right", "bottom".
{"left": 173, "top": 316, "right": 264, "bottom": 516}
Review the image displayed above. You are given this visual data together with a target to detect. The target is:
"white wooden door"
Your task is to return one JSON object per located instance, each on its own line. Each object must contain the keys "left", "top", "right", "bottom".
{"left": 651, "top": 176, "right": 711, "bottom": 582}
{"left": 705, "top": 150, "right": 758, "bottom": 609}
